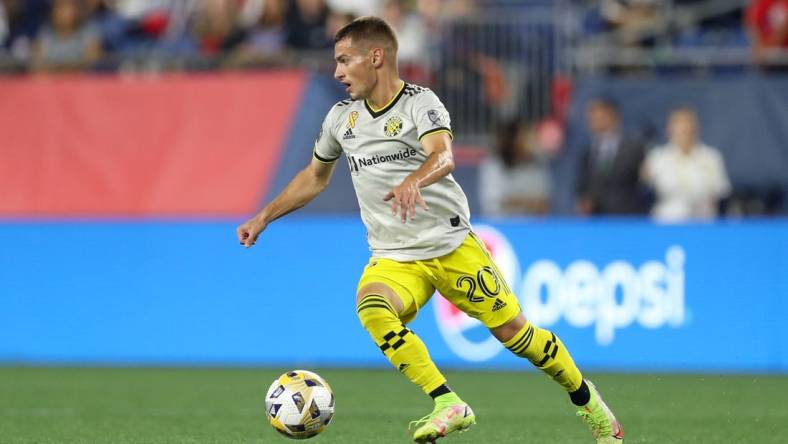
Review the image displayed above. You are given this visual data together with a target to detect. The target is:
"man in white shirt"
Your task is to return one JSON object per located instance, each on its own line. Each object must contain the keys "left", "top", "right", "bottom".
{"left": 642, "top": 107, "right": 731, "bottom": 222}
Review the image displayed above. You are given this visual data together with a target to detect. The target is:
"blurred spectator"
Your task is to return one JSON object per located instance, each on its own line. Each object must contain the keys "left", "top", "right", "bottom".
{"left": 325, "top": 10, "right": 355, "bottom": 42}
{"left": 416, "top": 0, "right": 441, "bottom": 25}
{"left": 234, "top": 0, "right": 287, "bottom": 60}
{"left": 285, "top": 0, "right": 332, "bottom": 50}
{"left": 436, "top": 1, "right": 511, "bottom": 133}
{"left": 442, "top": 0, "right": 475, "bottom": 18}
{"left": 33, "top": 0, "right": 102, "bottom": 71}
{"left": 382, "top": 0, "right": 427, "bottom": 82}
{"left": 382, "top": 0, "right": 424, "bottom": 63}
{"left": 327, "top": 0, "right": 380, "bottom": 16}
{"left": 83, "top": 0, "right": 130, "bottom": 55}
{"left": 642, "top": 107, "right": 731, "bottom": 222}
{"left": 599, "top": 0, "right": 665, "bottom": 46}
{"left": 113, "top": 0, "right": 173, "bottom": 20}
{"left": 747, "top": 0, "right": 788, "bottom": 65}
{"left": 112, "top": 0, "right": 187, "bottom": 44}
{"left": 0, "top": 3, "right": 5, "bottom": 42}
{"left": 82, "top": 0, "right": 201, "bottom": 60}
{"left": 480, "top": 120, "right": 552, "bottom": 216}
{"left": 85, "top": 0, "right": 115, "bottom": 19}
{"left": 236, "top": 0, "right": 265, "bottom": 28}
{"left": 1, "top": 0, "right": 49, "bottom": 61}
{"left": 575, "top": 97, "right": 646, "bottom": 215}
{"left": 192, "top": 0, "right": 245, "bottom": 55}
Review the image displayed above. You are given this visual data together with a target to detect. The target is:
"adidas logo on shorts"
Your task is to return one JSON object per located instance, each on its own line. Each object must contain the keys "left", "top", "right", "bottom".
{"left": 491, "top": 298, "right": 507, "bottom": 312}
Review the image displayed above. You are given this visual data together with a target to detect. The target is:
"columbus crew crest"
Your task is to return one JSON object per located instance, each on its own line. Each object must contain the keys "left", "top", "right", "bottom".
{"left": 384, "top": 115, "right": 403, "bottom": 137}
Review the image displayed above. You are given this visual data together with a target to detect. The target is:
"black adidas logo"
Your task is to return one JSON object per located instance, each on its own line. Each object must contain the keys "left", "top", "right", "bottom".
{"left": 491, "top": 298, "right": 507, "bottom": 312}
{"left": 343, "top": 128, "right": 355, "bottom": 140}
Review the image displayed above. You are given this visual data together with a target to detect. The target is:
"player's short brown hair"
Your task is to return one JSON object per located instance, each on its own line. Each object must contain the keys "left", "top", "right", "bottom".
{"left": 334, "top": 16, "right": 398, "bottom": 53}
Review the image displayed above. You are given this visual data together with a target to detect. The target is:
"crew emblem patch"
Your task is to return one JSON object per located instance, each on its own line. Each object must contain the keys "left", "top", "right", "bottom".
{"left": 384, "top": 115, "right": 403, "bottom": 137}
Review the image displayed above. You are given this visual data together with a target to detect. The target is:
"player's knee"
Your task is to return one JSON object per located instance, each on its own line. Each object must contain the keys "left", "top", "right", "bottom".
{"left": 502, "top": 318, "right": 539, "bottom": 359}
{"left": 356, "top": 282, "right": 404, "bottom": 312}
{"left": 356, "top": 294, "right": 398, "bottom": 330}
{"left": 490, "top": 312, "right": 527, "bottom": 343}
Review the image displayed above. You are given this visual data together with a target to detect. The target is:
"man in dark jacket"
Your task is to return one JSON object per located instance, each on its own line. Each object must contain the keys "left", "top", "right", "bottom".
{"left": 576, "top": 97, "right": 646, "bottom": 215}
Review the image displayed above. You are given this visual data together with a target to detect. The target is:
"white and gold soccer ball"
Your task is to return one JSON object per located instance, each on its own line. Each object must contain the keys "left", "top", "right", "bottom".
{"left": 265, "top": 370, "right": 335, "bottom": 439}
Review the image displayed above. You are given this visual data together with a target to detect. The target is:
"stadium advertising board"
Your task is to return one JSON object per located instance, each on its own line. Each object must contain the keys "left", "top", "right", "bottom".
{"left": 1, "top": 220, "right": 785, "bottom": 372}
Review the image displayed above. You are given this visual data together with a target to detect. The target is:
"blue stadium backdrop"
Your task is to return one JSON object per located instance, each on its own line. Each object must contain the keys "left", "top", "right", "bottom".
{"left": 2, "top": 219, "right": 786, "bottom": 373}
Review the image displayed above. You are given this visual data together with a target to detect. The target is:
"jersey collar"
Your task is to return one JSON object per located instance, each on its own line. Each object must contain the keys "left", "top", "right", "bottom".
{"left": 364, "top": 81, "right": 406, "bottom": 119}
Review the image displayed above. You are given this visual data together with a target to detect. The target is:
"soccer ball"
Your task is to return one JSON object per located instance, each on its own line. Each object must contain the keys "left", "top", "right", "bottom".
{"left": 265, "top": 370, "right": 335, "bottom": 439}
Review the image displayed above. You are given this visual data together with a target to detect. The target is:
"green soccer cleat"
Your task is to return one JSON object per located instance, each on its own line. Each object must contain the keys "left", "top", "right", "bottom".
{"left": 577, "top": 380, "right": 624, "bottom": 443}
{"left": 409, "top": 396, "right": 476, "bottom": 443}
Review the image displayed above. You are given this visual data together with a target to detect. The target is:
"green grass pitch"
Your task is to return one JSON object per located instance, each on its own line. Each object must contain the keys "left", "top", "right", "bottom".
{"left": 1, "top": 367, "right": 787, "bottom": 443}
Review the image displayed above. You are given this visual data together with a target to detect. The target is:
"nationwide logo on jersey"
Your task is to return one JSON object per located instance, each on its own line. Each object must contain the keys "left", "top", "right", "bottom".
{"left": 384, "top": 115, "right": 403, "bottom": 137}
{"left": 344, "top": 111, "right": 359, "bottom": 140}
{"left": 347, "top": 147, "right": 418, "bottom": 175}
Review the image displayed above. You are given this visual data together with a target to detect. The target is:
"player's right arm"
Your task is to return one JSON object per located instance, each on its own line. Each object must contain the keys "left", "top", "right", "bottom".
{"left": 237, "top": 106, "right": 343, "bottom": 248}
{"left": 237, "top": 158, "right": 336, "bottom": 248}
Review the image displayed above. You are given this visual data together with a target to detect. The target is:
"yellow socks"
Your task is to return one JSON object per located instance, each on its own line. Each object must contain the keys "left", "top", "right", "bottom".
{"left": 357, "top": 294, "right": 446, "bottom": 394}
{"left": 504, "top": 320, "right": 583, "bottom": 392}
{"left": 358, "top": 294, "right": 583, "bottom": 397}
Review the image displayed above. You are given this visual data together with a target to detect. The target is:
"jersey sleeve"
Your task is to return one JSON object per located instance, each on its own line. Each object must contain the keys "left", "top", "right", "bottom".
{"left": 313, "top": 107, "right": 342, "bottom": 163}
{"left": 413, "top": 90, "right": 453, "bottom": 141}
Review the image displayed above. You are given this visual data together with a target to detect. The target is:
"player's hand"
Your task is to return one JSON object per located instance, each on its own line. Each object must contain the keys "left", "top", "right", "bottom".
{"left": 383, "top": 177, "right": 429, "bottom": 223}
{"left": 236, "top": 217, "right": 267, "bottom": 248}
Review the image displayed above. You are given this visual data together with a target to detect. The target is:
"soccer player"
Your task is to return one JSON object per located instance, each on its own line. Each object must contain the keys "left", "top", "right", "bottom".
{"left": 237, "top": 16, "right": 624, "bottom": 444}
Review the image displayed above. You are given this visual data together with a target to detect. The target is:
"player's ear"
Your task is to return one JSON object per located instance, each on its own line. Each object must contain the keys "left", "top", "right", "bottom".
{"left": 370, "top": 47, "right": 383, "bottom": 68}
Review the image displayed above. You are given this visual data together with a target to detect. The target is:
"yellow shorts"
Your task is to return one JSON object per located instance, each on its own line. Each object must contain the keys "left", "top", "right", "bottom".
{"left": 357, "top": 232, "right": 521, "bottom": 328}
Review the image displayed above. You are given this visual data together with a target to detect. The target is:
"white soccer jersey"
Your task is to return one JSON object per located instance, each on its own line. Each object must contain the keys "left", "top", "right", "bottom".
{"left": 313, "top": 82, "right": 471, "bottom": 261}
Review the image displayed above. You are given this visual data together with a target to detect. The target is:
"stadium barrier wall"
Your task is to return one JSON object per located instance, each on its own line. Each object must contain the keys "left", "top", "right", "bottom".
{"left": 0, "top": 72, "right": 308, "bottom": 217}
{"left": 2, "top": 219, "right": 786, "bottom": 373}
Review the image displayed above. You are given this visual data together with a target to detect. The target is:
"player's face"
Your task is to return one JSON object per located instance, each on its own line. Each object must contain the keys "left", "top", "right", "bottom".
{"left": 334, "top": 38, "right": 376, "bottom": 100}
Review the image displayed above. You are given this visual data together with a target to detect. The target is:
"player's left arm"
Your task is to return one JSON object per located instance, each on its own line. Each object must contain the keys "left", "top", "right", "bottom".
{"left": 384, "top": 131, "right": 454, "bottom": 223}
